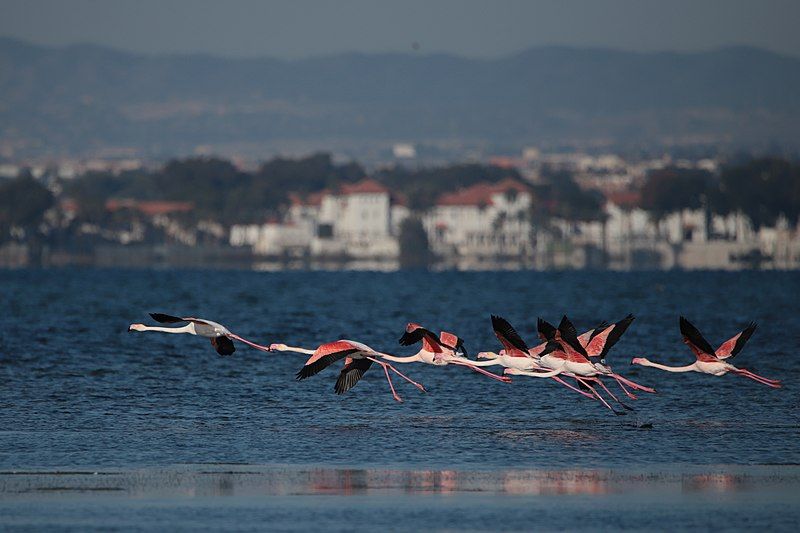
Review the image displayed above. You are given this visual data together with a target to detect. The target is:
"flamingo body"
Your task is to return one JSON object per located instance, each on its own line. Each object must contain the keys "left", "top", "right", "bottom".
{"left": 128, "top": 313, "right": 271, "bottom": 356}
{"left": 631, "top": 316, "right": 780, "bottom": 388}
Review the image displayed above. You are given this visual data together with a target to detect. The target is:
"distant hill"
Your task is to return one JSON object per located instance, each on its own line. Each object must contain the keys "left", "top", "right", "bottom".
{"left": 1, "top": 37, "right": 799, "bottom": 156}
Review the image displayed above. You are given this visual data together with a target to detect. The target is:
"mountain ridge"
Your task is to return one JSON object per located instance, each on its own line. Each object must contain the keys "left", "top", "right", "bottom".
{"left": 2, "top": 36, "right": 799, "bottom": 156}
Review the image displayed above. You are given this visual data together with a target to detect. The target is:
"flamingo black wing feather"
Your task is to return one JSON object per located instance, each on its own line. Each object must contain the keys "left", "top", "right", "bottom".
{"left": 211, "top": 336, "right": 235, "bottom": 356}
{"left": 588, "top": 320, "right": 610, "bottom": 341}
{"left": 599, "top": 314, "right": 635, "bottom": 358}
{"left": 537, "top": 318, "right": 558, "bottom": 341}
{"left": 150, "top": 313, "right": 187, "bottom": 324}
{"left": 679, "top": 316, "right": 715, "bottom": 355}
{"left": 491, "top": 315, "right": 529, "bottom": 353}
{"left": 557, "top": 315, "right": 589, "bottom": 357}
{"left": 296, "top": 348, "right": 359, "bottom": 380}
{"left": 334, "top": 358, "right": 374, "bottom": 394}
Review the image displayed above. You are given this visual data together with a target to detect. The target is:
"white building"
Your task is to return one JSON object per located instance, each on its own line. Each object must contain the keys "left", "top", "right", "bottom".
{"left": 231, "top": 179, "right": 408, "bottom": 259}
{"left": 423, "top": 179, "right": 534, "bottom": 258}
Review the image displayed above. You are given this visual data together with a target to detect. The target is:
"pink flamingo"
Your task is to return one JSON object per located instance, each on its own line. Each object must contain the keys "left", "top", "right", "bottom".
{"left": 632, "top": 317, "right": 781, "bottom": 388}
{"left": 128, "top": 313, "right": 271, "bottom": 355}
{"left": 580, "top": 314, "right": 656, "bottom": 398}
{"left": 512, "top": 316, "right": 635, "bottom": 415}
{"left": 474, "top": 315, "right": 597, "bottom": 398}
{"left": 375, "top": 323, "right": 511, "bottom": 383}
{"left": 270, "top": 340, "right": 427, "bottom": 402}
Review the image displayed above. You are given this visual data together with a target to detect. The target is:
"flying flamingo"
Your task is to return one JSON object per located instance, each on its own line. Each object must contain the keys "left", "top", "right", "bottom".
{"left": 535, "top": 315, "right": 654, "bottom": 398}
{"left": 631, "top": 317, "right": 781, "bottom": 388}
{"left": 270, "top": 340, "right": 427, "bottom": 402}
{"left": 128, "top": 313, "right": 271, "bottom": 355}
{"left": 510, "top": 316, "right": 635, "bottom": 415}
{"left": 579, "top": 314, "right": 656, "bottom": 398}
{"left": 374, "top": 323, "right": 511, "bottom": 383}
{"left": 474, "top": 315, "right": 596, "bottom": 398}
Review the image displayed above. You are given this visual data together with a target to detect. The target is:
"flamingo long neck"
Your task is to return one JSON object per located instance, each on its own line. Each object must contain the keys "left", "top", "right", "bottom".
{"left": 638, "top": 359, "right": 697, "bottom": 372}
{"left": 514, "top": 368, "right": 564, "bottom": 378}
{"left": 275, "top": 345, "right": 315, "bottom": 355}
{"left": 141, "top": 325, "right": 194, "bottom": 334}
{"left": 464, "top": 358, "right": 501, "bottom": 367}
{"left": 375, "top": 351, "right": 422, "bottom": 363}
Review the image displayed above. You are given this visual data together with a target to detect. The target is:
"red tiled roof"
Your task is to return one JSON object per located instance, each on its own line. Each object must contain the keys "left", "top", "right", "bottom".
{"left": 605, "top": 191, "right": 641, "bottom": 209}
{"left": 436, "top": 179, "right": 529, "bottom": 207}
{"left": 340, "top": 178, "right": 389, "bottom": 195}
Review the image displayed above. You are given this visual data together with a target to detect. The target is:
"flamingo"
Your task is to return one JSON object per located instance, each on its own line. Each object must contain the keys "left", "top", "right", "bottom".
{"left": 128, "top": 313, "right": 271, "bottom": 356}
{"left": 270, "top": 340, "right": 427, "bottom": 402}
{"left": 374, "top": 323, "right": 511, "bottom": 383}
{"left": 580, "top": 314, "right": 656, "bottom": 398}
{"left": 509, "top": 316, "right": 634, "bottom": 415}
{"left": 631, "top": 317, "right": 781, "bottom": 388}
{"left": 473, "top": 315, "right": 596, "bottom": 398}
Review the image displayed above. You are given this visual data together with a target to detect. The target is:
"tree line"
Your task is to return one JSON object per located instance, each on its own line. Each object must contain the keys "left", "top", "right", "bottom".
{"left": 1, "top": 154, "right": 799, "bottom": 246}
{"left": 641, "top": 158, "right": 800, "bottom": 228}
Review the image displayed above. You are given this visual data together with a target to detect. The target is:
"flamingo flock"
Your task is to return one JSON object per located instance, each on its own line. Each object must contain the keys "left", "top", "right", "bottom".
{"left": 128, "top": 313, "right": 782, "bottom": 414}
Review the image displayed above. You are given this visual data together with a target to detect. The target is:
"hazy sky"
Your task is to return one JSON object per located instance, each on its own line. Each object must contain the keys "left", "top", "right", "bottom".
{"left": 1, "top": 0, "right": 799, "bottom": 58}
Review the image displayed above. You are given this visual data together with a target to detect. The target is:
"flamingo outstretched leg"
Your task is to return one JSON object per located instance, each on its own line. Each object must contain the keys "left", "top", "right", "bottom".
{"left": 551, "top": 376, "right": 596, "bottom": 399}
{"left": 611, "top": 376, "right": 638, "bottom": 400}
{"left": 589, "top": 377, "right": 635, "bottom": 411}
{"left": 738, "top": 368, "right": 781, "bottom": 385}
{"left": 732, "top": 369, "right": 782, "bottom": 388}
{"left": 449, "top": 360, "right": 512, "bottom": 383}
{"left": 366, "top": 357, "right": 427, "bottom": 393}
{"left": 576, "top": 377, "right": 625, "bottom": 416}
{"left": 612, "top": 373, "right": 656, "bottom": 394}
{"left": 378, "top": 362, "right": 403, "bottom": 402}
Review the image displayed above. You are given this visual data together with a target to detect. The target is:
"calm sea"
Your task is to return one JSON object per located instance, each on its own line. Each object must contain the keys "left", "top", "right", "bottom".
{"left": 1, "top": 268, "right": 799, "bottom": 530}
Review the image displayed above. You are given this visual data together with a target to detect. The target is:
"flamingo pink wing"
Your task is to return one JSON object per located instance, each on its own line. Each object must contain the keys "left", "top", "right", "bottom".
{"left": 528, "top": 341, "right": 548, "bottom": 357}
{"left": 490, "top": 315, "right": 529, "bottom": 357}
{"left": 296, "top": 341, "right": 360, "bottom": 380}
{"left": 715, "top": 322, "right": 757, "bottom": 359}
{"left": 583, "top": 325, "right": 613, "bottom": 356}
{"left": 679, "top": 316, "right": 719, "bottom": 363}
{"left": 421, "top": 331, "right": 444, "bottom": 353}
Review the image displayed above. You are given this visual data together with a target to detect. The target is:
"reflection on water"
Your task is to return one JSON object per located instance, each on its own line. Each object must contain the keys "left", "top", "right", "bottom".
{"left": 502, "top": 470, "right": 609, "bottom": 495}
{"left": 683, "top": 473, "right": 751, "bottom": 493}
{"left": 1, "top": 465, "right": 796, "bottom": 499}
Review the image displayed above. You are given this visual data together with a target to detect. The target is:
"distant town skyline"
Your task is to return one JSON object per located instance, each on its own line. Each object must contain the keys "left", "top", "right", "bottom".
{"left": 1, "top": 0, "right": 799, "bottom": 59}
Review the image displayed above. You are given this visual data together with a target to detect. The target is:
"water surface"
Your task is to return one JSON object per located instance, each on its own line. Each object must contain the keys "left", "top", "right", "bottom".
{"left": 1, "top": 269, "right": 799, "bottom": 529}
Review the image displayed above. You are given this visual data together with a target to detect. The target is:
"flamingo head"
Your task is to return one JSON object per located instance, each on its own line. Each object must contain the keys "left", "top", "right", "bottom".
{"left": 630, "top": 357, "right": 646, "bottom": 366}
{"left": 477, "top": 351, "right": 499, "bottom": 359}
{"left": 269, "top": 343, "right": 288, "bottom": 351}
{"left": 128, "top": 323, "right": 146, "bottom": 332}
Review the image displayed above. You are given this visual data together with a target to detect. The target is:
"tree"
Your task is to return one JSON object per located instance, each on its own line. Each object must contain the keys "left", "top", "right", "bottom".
{"left": 535, "top": 170, "right": 605, "bottom": 221}
{"left": 713, "top": 158, "right": 800, "bottom": 228}
{"left": 640, "top": 167, "right": 713, "bottom": 219}
{"left": 398, "top": 217, "right": 433, "bottom": 269}
{"left": 0, "top": 174, "right": 54, "bottom": 241}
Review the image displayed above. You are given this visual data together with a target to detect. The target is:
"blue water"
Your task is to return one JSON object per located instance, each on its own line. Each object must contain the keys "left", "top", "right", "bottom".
{"left": 2, "top": 269, "right": 800, "bottom": 530}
